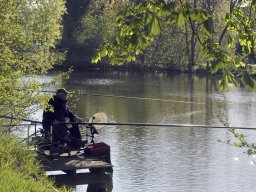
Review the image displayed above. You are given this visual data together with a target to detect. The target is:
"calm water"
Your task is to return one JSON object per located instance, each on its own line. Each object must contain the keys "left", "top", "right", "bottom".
{"left": 49, "top": 72, "right": 256, "bottom": 192}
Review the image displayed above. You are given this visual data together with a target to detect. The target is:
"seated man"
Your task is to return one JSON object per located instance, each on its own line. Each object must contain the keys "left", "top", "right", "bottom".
{"left": 42, "top": 88, "right": 85, "bottom": 148}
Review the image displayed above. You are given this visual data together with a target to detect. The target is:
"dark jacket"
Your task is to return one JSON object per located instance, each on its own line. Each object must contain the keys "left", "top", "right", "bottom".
{"left": 42, "top": 95, "right": 75, "bottom": 131}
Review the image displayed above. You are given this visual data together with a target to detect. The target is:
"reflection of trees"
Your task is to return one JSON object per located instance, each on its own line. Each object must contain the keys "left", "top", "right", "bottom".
{"left": 50, "top": 172, "right": 113, "bottom": 192}
{"left": 67, "top": 72, "right": 227, "bottom": 126}
{"left": 64, "top": 72, "right": 235, "bottom": 190}
{"left": 66, "top": 72, "right": 230, "bottom": 141}
{"left": 189, "top": 74, "right": 194, "bottom": 124}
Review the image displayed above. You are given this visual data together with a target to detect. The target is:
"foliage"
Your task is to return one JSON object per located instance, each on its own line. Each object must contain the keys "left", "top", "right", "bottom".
{"left": 0, "top": 134, "right": 70, "bottom": 192}
{"left": 92, "top": 0, "right": 256, "bottom": 90}
{"left": 0, "top": 0, "right": 66, "bottom": 126}
{"left": 218, "top": 116, "right": 256, "bottom": 157}
{"left": 0, "top": 1, "right": 67, "bottom": 189}
{"left": 72, "top": 0, "right": 128, "bottom": 66}
{"left": 142, "top": 24, "right": 188, "bottom": 70}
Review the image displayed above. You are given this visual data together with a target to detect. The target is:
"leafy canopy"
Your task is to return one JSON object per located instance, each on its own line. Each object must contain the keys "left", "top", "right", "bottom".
{"left": 92, "top": 0, "right": 256, "bottom": 90}
{"left": 0, "top": 0, "right": 66, "bottom": 126}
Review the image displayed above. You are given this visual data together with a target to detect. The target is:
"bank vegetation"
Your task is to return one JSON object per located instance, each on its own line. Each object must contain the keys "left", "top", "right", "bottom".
{"left": 0, "top": 0, "right": 70, "bottom": 191}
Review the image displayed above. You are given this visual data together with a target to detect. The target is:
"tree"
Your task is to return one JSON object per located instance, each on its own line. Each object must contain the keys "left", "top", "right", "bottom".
{"left": 71, "top": 0, "right": 129, "bottom": 67}
{"left": 0, "top": 0, "right": 66, "bottom": 127}
{"left": 92, "top": 0, "right": 256, "bottom": 90}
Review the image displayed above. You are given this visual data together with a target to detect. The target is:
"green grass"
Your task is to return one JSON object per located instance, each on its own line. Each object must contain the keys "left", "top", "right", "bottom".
{"left": 0, "top": 134, "right": 70, "bottom": 192}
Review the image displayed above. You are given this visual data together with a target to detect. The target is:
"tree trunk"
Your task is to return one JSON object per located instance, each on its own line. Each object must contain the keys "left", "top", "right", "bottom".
{"left": 190, "top": 30, "right": 196, "bottom": 71}
{"left": 188, "top": 0, "right": 198, "bottom": 71}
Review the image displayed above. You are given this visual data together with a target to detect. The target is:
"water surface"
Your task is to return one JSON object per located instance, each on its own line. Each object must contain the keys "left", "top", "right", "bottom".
{"left": 56, "top": 72, "right": 256, "bottom": 192}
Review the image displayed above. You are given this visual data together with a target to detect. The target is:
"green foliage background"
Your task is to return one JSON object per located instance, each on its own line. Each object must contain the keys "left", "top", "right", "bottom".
{"left": 67, "top": 0, "right": 254, "bottom": 77}
{"left": 0, "top": 0, "right": 66, "bottom": 125}
{"left": 0, "top": 0, "right": 69, "bottom": 191}
{"left": 89, "top": 0, "right": 256, "bottom": 90}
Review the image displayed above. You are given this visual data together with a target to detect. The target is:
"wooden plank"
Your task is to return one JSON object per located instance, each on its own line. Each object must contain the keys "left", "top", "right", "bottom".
{"left": 40, "top": 155, "right": 112, "bottom": 171}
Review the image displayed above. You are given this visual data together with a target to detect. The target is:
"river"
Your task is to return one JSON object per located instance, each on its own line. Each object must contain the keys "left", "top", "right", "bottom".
{"left": 47, "top": 71, "right": 256, "bottom": 192}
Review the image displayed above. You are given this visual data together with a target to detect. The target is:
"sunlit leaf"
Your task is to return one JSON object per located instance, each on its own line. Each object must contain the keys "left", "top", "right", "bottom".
{"left": 150, "top": 17, "right": 161, "bottom": 35}
{"left": 91, "top": 53, "right": 101, "bottom": 63}
{"left": 234, "top": 142, "right": 243, "bottom": 147}
{"left": 219, "top": 74, "right": 229, "bottom": 90}
{"left": 177, "top": 12, "right": 185, "bottom": 26}
{"left": 227, "top": 35, "right": 233, "bottom": 47}
{"left": 239, "top": 61, "right": 246, "bottom": 67}
{"left": 100, "top": 49, "right": 108, "bottom": 57}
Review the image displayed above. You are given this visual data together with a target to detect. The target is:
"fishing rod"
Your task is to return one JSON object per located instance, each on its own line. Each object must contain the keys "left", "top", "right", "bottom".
{"left": 80, "top": 93, "right": 206, "bottom": 105}
{"left": 1, "top": 115, "right": 256, "bottom": 131}
{"left": 40, "top": 90, "right": 206, "bottom": 105}
{"left": 0, "top": 115, "right": 41, "bottom": 124}
{"left": 67, "top": 122, "right": 256, "bottom": 131}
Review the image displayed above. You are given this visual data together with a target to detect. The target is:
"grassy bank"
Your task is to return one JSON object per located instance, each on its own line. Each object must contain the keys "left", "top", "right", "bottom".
{"left": 0, "top": 134, "right": 70, "bottom": 192}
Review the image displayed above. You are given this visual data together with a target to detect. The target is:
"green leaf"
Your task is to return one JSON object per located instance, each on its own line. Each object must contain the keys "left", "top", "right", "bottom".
{"left": 247, "top": 149, "right": 254, "bottom": 155}
{"left": 225, "top": 13, "right": 231, "bottom": 22}
{"left": 210, "top": 63, "right": 219, "bottom": 74}
{"left": 227, "top": 72, "right": 238, "bottom": 87}
{"left": 227, "top": 35, "right": 233, "bottom": 47}
{"left": 100, "top": 49, "right": 108, "bottom": 57}
{"left": 145, "top": 12, "right": 153, "bottom": 25}
{"left": 190, "top": 10, "right": 199, "bottom": 20}
{"left": 177, "top": 12, "right": 185, "bottom": 26}
{"left": 239, "top": 61, "right": 246, "bottom": 67}
{"left": 168, "top": 2, "right": 178, "bottom": 11}
{"left": 241, "top": 70, "right": 255, "bottom": 89}
{"left": 219, "top": 74, "right": 229, "bottom": 90}
{"left": 150, "top": 17, "right": 161, "bottom": 35}
{"left": 242, "top": 44, "right": 251, "bottom": 55}
{"left": 234, "top": 142, "right": 243, "bottom": 147}
{"left": 202, "top": 19, "right": 212, "bottom": 37}
{"left": 191, "top": 10, "right": 209, "bottom": 21}
{"left": 135, "top": 49, "right": 142, "bottom": 55}
{"left": 127, "top": 55, "right": 136, "bottom": 62}
{"left": 200, "top": 10, "right": 209, "bottom": 20}
{"left": 91, "top": 53, "right": 101, "bottom": 64}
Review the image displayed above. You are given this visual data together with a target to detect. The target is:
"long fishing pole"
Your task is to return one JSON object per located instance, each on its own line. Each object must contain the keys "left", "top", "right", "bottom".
{"left": 72, "top": 122, "right": 256, "bottom": 131}
{"left": 40, "top": 90, "right": 206, "bottom": 105}
{"left": 0, "top": 115, "right": 41, "bottom": 124}
{"left": 1, "top": 115, "right": 256, "bottom": 131}
{"left": 81, "top": 93, "right": 206, "bottom": 105}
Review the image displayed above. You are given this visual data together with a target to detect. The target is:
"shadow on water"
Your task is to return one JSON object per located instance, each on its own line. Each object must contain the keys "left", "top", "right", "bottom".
{"left": 49, "top": 172, "right": 113, "bottom": 192}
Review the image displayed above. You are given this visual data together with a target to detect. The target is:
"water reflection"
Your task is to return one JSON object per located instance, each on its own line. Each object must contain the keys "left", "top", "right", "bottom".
{"left": 52, "top": 71, "right": 256, "bottom": 192}
{"left": 50, "top": 172, "right": 113, "bottom": 192}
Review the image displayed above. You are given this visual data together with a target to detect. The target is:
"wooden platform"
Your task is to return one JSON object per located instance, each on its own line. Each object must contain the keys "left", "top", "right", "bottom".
{"left": 40, "top": 154, "right": 112, "bottom": 172}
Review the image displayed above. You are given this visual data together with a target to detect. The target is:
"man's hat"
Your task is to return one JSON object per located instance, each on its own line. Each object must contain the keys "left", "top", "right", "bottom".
{"left": 56, "top": 88, "right": 68, "bottom": 94}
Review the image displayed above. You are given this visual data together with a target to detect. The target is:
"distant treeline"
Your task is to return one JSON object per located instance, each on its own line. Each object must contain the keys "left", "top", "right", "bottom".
{"left": 58, "top": 0, "right": 256, "bottom": 72}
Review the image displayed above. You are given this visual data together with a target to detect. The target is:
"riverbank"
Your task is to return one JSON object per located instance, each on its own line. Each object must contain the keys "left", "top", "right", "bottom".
{"left": 54, "top": 62, "right": 256, "bottom": 79}
{"left": 54, "top": 62, "right": 212, "bottom": 75}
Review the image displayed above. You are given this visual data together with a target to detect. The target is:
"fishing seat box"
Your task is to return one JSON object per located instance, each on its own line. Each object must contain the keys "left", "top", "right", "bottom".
{"left": 86, "top": 142, "right": 110, "bottom": 163}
